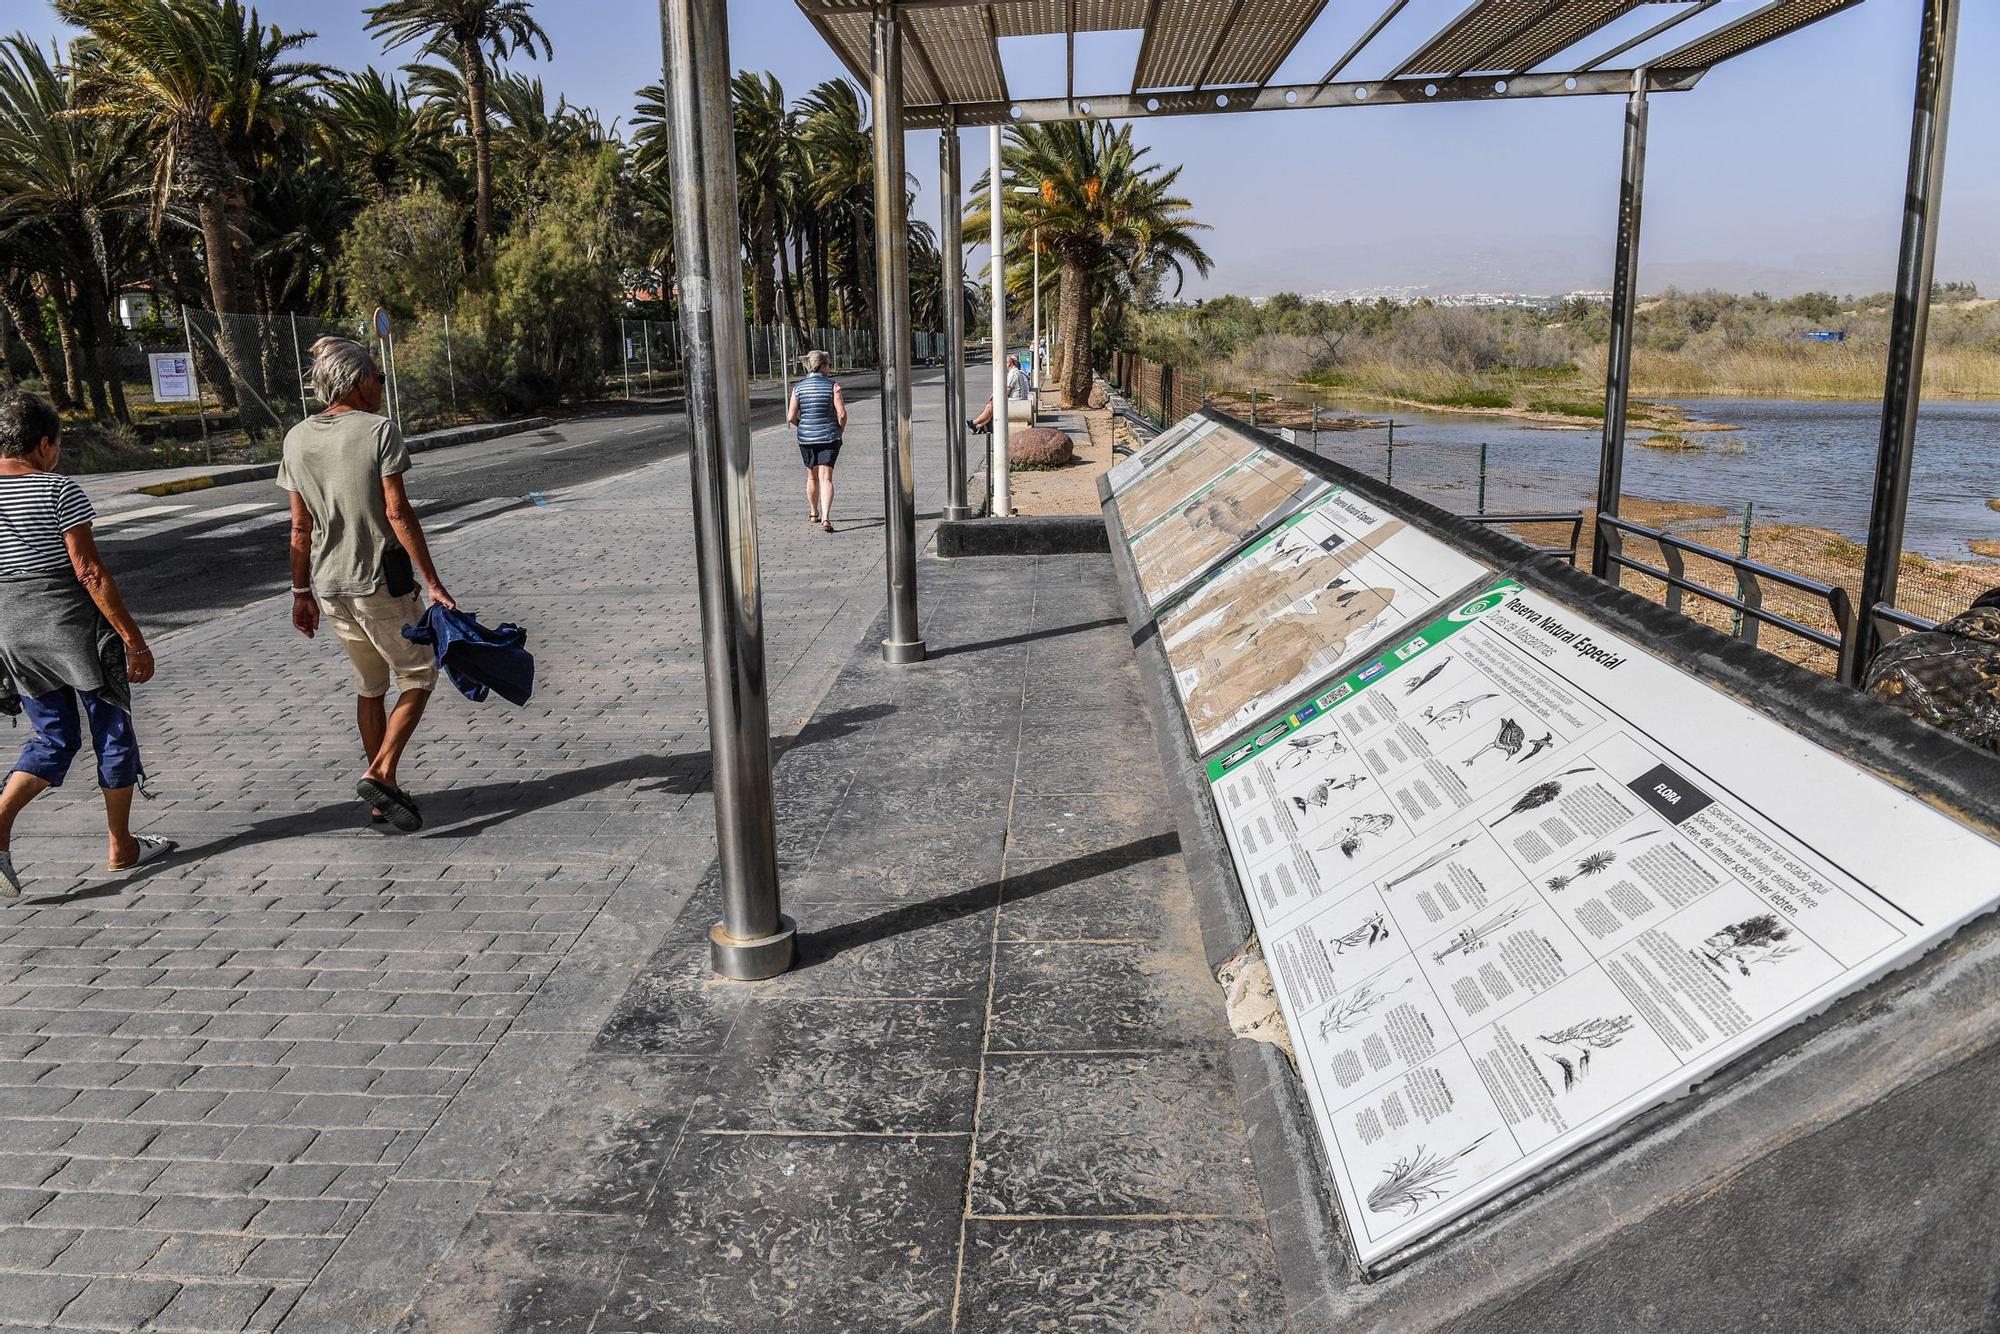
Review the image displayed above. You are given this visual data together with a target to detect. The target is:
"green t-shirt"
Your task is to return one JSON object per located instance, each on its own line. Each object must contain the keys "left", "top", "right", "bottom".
{"left": 277, "top": 411, "right": 413, "bottom": 597}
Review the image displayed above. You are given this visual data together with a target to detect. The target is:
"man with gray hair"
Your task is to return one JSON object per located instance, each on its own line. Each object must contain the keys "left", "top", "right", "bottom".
{"left": 280, "top": 337, "right": 455, "bottom": 832}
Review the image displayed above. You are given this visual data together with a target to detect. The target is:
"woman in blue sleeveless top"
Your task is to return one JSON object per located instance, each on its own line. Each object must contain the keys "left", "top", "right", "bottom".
{"left": 788, "top": 350, "right": 848, "bottom": 533}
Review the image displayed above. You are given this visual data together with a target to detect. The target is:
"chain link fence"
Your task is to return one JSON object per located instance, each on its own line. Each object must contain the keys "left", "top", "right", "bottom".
{"left": 25, "top": 312, "right": 901, "bottom": 471}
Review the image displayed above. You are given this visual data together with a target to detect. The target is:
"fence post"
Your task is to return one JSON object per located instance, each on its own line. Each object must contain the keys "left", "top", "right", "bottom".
{"left": 644, "top": 322, "right": 655, "bottom": 398}
{"left": 1385, "top": 439, "right": 1393, "bottom": 487}
{"left": 621, "top": 318, "right": 633, "bottom": 400}
{"left": 443, "top": 313, "right": 459, "bottom": 415}
{"left": 183, "top": 304, "right": 211, "bottom": 466}
{"left": 1387, "top": 418, "right": 1396, "bottom": 448}
{"left": 1249, "top": 387, "right": 1258, "bottom": 426}
{"left": 1310, "top": 405, "right": 1319, "bottom": 449}
{"left": 1478, "top": 442, "right": 1488, "bottom": 514}
{"left": 289, "top": 313, "right": 309, "bottom": 422}
{"left": 1731, "top": 502, "right": 1755, "bottom": 637}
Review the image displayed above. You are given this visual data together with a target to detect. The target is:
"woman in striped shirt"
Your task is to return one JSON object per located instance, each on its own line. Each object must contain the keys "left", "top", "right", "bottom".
{"left": 0, "top": 392, "right": 172, "bottom": 896}
{"left": 788, "top": 350, "right": 847, "bottom": 533}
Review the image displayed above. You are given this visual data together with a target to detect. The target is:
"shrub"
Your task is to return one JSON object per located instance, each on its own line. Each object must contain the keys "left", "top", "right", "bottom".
{"left": 335, "top": 186, "right": 469, "bottom": 322}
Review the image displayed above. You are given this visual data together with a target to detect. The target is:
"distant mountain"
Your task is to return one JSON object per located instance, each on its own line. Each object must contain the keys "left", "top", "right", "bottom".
{"left": 1200, "top": 200, "right": 2000, "bottom": 302}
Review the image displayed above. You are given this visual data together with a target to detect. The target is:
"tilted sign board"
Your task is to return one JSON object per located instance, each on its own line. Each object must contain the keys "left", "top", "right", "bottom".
{"left": 1206, "top": 579, "right": 2000, "bottom": 1265}
{"left": 1159, "top": 485, "right": 1488, "bottom": 756}
{"left": 1124, "top": 445, "right": 1331, "bottom": 611}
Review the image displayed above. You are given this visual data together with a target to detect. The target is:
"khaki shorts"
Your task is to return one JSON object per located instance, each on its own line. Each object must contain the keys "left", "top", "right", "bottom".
{"left": 320, "top": 587, "right": 438, "bottom": 698}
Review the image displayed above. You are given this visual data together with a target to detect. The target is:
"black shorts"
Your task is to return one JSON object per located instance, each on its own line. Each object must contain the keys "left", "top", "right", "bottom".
{"left": 799, "top": 439, "right": 841, "bottom": 468}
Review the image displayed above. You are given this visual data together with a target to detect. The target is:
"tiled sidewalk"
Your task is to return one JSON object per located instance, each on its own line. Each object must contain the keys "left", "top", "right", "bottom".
{"left": 0, "top": 379, "right": 954, "bottom": 1332}
{"left": 399, "top": 551, "right": 1287, "bottom": 1332}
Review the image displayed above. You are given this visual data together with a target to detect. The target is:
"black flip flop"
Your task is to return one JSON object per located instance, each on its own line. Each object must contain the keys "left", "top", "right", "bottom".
{"left": 356, "top": 778, "right": 423, "bottom": 832}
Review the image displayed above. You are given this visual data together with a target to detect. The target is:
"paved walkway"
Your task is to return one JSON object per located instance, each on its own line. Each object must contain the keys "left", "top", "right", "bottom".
{"left": 0, "top": 378, "right": 958, "bottom": 1332}
{"left": 398, "top": 550, "right": 1285, "bottom": 1332}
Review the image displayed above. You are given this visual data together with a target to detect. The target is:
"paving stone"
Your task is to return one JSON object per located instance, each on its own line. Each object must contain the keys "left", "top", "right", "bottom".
{"left": 35, "top": 1227, "right": 167, "bottom": 1274}
{"left": 987, "top": 939, "right": 1223, "bottom": 1052}
{"left": 0, "top": 1223, "right": 78, "bottom": 1269}
{"left": 53, "top": 1275, "right": 181, "bottom": 1330}
{"left": 955, "top": 1218, "right": 1289, "bottom": 1332}
{"left": 147, "top": 1281, "right": 273, "bottom": 1333}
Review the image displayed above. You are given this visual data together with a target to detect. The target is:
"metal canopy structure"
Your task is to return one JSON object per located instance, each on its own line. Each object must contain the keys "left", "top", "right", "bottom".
{"left": 793, "top": 0, "right": 1863, "bottom": 123}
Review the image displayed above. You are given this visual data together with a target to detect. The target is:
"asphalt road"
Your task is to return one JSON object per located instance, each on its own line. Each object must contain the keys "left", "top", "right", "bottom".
{"left": 91, "top": 375, "right": 899, "bottom": 637}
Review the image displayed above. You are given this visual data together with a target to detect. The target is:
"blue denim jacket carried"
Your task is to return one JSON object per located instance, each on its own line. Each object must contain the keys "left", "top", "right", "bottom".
{"left": 403, "top": 604, "right": 535, "bottom": 706}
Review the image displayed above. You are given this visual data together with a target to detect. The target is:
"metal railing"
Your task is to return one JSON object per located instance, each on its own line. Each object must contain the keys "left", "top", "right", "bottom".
{"left": 1869, "top": 601, "right": 1939, "bottom": 647}
{"left": 1598, "top": 514, "right": 1855, "bottom": 656}
{"left": 1462, "top": 512, "right": 1585, "bottom": 566}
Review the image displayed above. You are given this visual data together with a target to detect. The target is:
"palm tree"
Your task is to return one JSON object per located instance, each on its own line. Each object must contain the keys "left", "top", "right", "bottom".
{"left": 0, "top": 34, "right": 152, "bottom": 420}
{"left": 732, "top": 71, "right": 791, "bottom": 330}
{"left": 797, "top": 79, "right": 874, "bottom": 330}
{"left": 364, "top": 0, "right": 552, "bottom": 253}
{"left": 968, "top": 121, "right": 1211, "bottom": 406}
{"left": 55, "top": 0, "right": 326, "bottom": 402}
{"left": 321, "top": 68, "right": 453, "bottom": 200}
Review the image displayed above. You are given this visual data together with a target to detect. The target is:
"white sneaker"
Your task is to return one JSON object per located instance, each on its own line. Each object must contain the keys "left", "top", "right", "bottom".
{"left": 0, "top": 852, "right": 21, "bottom": 899}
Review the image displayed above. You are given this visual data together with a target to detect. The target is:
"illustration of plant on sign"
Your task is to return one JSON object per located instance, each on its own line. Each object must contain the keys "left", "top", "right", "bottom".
{"left": 1275, "top": 732, "right": 1347, "bottom": 771}
{"left": 1401, "top": 659, "right": 1449, "bottom": 695}
{"left": 1381, "top": 836, "right": 1473, "bottom": 893}
{"left": 1491, "top": 767, "right": 1595, "bottom": 828}
{"left": 1574, "top": 849, "right": 1617, "bottom": 879}
{"left": 1292, "top": 773, "right": 1367, "bottom": 814}
{"left": 1331, "top": 911, "right": 1393, "bottom": 955}
{"left": 1319, "top": 812, "right": 1396, "bottom": 860}
{"left": 1431, "top": 902, "right": 1529, "bottom": 964}
{"left": 1463, "top": 717, "right": 1525, "bottom": 767}
{"left": 1699, "top": 914, "right": 1799, "bottom": 977}
{"left": 1318, "top": 965, "right": 1412, "bottom": 1038}
{"left": 1536, "top": 1016, "right": 1635, "bottom": 1091}
{"left": 1367, "top": 1134, "right": 1493, "bottom": 1217}
{"left": 1423, "top": 694, "right": 1498, "bottom": 729}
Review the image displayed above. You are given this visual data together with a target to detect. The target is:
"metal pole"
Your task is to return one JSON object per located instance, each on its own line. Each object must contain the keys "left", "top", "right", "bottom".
{"left": 1591, "top": 77, "right": 1649, "bottom": 580}
{"left": 1847, "top": 0, "right": 1958, "bottom": 685}
{"left": 384, "top": 329, "right": 404, "bottom": 433}
{"left": 442, "top": 313, "right": 459, "bottom": 415}
{"left": 659, "top": 0, "right": 792, "bottom": 979}
{"left": 872, "top": 2, "right": 925, "bottom": 666}
{"left": 779, "top": 320, "right": 790, "bottom": 407}
{"left": 184, "top": 305, "right": 210, "bottom": 465}
{"left": 289, "top": 313, "right": 309, "bottom": 422}
{"left": 1031, "top": 224, "right": 1041, "bottom": 395}
{"left": 644, "top": 322, "right": 656, "bottom": 398}
{"left": 1250, "top": 387, "right": 1258, "bottom": 426}
{"left": 621, "top": 318, "right": 633, "bottom": 400}
{"left": 941, "top": 123, "right": 971, "bottom": 521}
{"left": 1732, "top": 501, "right": 1754, "bottom": 638}
{"left": 1478, "top": 442, "right": 1488, "bottom": 514}
{"left": 989, "top": 123, "right": 1010, "bottom": 518}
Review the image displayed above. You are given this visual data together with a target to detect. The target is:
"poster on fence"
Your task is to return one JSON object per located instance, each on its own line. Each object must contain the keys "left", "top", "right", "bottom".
{"left": 148, "top": 353, "right": 198, "bottom": 404}
{"left": 1206, "top": 579, "right": 2000, "bottom": 1265}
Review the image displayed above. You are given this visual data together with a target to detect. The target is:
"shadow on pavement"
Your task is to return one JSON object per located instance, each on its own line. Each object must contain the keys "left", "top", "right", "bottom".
{"left": 791, "top": 830, "right": 1181, "bottom": 969}
{"left": 925, "top": 615, "right": 1124, "bottom": 660}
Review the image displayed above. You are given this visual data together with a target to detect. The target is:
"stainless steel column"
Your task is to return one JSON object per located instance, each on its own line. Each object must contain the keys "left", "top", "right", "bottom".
{"left": 988, "top": 124, "right": 1011, "bottom": 518}
{"left": 1845, "top": 0, "right": 1959, "bottom": 685}
{"left": 941, "top": 122, "right": 972, "bottom": 522}
{"left": 659, "top": 0, "right": 794, "bottom": 979}
{"left": 872, "top": 1, "right": 926, "bottom": 665}
{"left": 1590, "top": 77, "right": 1648, "bottom": 582}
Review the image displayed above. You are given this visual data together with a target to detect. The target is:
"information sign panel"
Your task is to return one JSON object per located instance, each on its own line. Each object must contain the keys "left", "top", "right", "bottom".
{"left": 1105, "top": 413, "right": 1213, "bottom": 496}
{"left": 1207, "top": 579, "right": 2000, "bottom": 1265}
{"left": 1161, "top": 487, "right": 1487, "bottom": 755}
{"left": 1127, "top": 448, "right": 1330, "bottom": 610}
{"left": 147, "top": 353, "right": 198, "bottom": 404}
{"left": 1114, "top": 421, "right": 1261, "bottom": 534}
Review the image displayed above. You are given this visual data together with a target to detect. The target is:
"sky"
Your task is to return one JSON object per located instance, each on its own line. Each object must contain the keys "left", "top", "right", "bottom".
{"left": 28, "top": 0, "right": 1999, "bottom": 299}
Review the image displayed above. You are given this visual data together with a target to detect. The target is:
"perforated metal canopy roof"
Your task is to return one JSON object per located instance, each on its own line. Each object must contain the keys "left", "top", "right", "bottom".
{"left": 793, "top": 0, "right": 1866, "bottom": 125}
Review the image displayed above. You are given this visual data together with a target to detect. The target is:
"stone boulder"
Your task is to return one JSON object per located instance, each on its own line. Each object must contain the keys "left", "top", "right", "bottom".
{"left": 1009, "top": 426, "right": 1074, "bottom": 468}
{"left": 1087, "top": 380, "right": 1110, "bottom": 410}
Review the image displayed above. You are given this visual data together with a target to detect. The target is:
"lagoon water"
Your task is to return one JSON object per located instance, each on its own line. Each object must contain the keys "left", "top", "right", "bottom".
{"left": 1292, "top": 394, "right": 2000, "bottom": 560}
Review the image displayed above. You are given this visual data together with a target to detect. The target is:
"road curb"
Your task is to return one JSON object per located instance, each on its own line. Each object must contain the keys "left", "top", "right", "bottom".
{"left": 134, "top": 416, "right": 557, "bottom": 496}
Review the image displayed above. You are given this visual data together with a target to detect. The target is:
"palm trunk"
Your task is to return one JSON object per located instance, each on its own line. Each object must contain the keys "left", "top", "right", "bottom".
{"left": 463, "top": 41, "right": 494, "bottom": 252}
{"left": 850, "top": 207, "right": 875, "bottom": 331}
{"left": 750, "top": 197, "right": 778, "bottom": 328}
{"left": 806, "top": 215, "right": 830, "bottom": 330}
{"left": 0, "top": 276, "right": 66, "bottom": 409}
{"left": 41, "top": 279, "right": 83, "bottom": 406}
{"left": 1058, "top": 253, "right": 1092, "bottom": 409}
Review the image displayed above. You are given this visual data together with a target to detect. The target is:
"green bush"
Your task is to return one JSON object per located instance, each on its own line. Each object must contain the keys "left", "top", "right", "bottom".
{"left": 1527, "top": 397, "right": 1603, "bottom": 418}
{"left": 1429, "top": 389, "right": 1512, "bottom": 410}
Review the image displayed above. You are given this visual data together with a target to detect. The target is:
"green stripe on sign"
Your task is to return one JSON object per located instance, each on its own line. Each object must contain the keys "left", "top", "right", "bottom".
{"left": 1204, "top": 579, "right": 1521, "bottom": 782}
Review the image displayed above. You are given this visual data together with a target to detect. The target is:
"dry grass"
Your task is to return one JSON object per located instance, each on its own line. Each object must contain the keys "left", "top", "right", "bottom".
{"left": 1625, "top": 344, "right": 2000, "bottom": 400}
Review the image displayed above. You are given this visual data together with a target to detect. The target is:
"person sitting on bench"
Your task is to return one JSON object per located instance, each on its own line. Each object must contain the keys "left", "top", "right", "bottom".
{"left": 970, "top": 355, "right": 1030, "bottom": 433}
